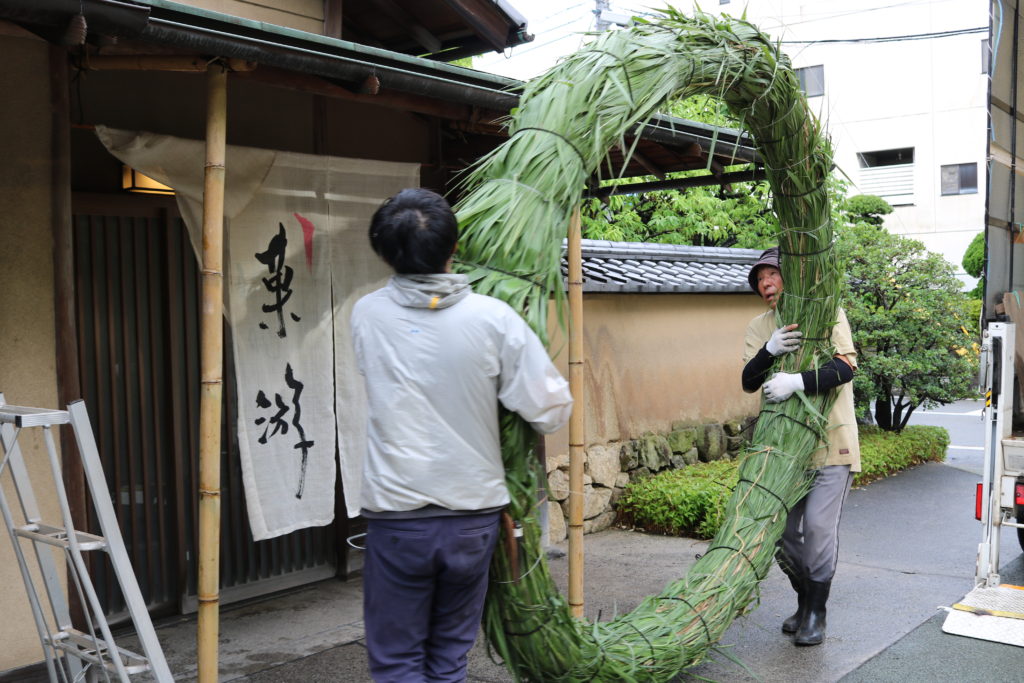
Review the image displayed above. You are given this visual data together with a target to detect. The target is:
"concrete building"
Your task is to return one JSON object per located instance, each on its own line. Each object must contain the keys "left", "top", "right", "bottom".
{"left": 710, "top": 0, "right": 989, "bottom": 283}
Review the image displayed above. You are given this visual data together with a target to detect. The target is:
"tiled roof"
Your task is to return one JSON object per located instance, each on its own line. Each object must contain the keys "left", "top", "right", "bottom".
{"left": 562, "top": 240, "right": 763, "bottom": 293}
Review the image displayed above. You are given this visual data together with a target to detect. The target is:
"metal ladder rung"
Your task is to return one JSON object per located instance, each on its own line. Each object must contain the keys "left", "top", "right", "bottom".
{"left": 0, "top": 406, "right": 70, "bottom": 427}
{"left": 52, "top": 629, "right": 152, "bottom": 675}
{"left": 1, "top": 397, "right": 173, "bottom": 681}
{"left": 15, "top": 522, "right": 108, "bottom": 551}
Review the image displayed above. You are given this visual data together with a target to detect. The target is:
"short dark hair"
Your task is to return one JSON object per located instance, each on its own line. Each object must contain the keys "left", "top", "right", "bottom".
{"left": 368, "top": 188, "right": 459, "bottom": 274}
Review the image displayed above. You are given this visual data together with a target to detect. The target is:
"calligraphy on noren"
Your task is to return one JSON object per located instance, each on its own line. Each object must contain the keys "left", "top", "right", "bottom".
{"left": 254, "top": 363, "right": 314, "bottom": 499}
{"left": 255, "top": 223, "right": 301, "bottom": 338}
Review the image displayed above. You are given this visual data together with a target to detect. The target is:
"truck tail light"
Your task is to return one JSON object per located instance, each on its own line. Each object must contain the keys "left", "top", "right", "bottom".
{"left": 976, "top": 483, "right": 984, "bottom": 520}
{"left": 1016, "top": 482, "right": 1024, "bottom": 506}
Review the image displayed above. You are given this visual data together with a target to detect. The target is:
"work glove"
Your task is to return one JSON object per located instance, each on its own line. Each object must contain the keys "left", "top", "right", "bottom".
{"left": 765, "top": 325, "right": 802, "bottom": 356}
{"left": 763, "top": 372, "right": 805, "bottom": 403}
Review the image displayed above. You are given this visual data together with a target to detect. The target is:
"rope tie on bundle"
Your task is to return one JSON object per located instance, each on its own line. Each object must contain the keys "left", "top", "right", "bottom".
{"left": 737, "top": 477, "right": 792, "bottom": 515}
{"left": 695, "top": 545, "right": 764, "bottom": 579}
{"left": 656, "top": 596, "right": 713, "bottom": 643}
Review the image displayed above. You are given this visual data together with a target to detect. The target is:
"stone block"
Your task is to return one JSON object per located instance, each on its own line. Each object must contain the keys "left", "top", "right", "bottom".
{"left": 614, "top": 472, "right": 630, "bottom": 488}
{"left": 630, "top": 466, "right": 652, "bottom": 481}
{"left": 584, "top": 510, "right": 616, "bottom": 534}
{"left": 698, "top": 423, "right": 725, "bottom": 462}
{"left": 691, "top": 424, "right": 707, "bottom": 455}
{"left": 640, "top": 434, "right": 671, "bottom": 471}
{"left": 583, "top": 484, "right": 613, "bottom": 519}
{"left": 609, "top": 486, "right": 624, "bottom": 508}
{"left": 667, "top": 427, "right": 697, "bottom": 454}
{"left": 682, "top": 447, "right": 700, "bottom": 465}
{"left": 547, "top": 451, "right": 569, "bottom": 474}
{"left": 547, "top": 500, "right": 566, "bottom": 543}
{"left": 669, "top": 454, "right": 687, "bottom": 470}
{"left": 726, "top": 435, "right": 744, "bottom": 453}
{"left": 723, "top": 419, "right": 743, "bottom": 437}
{"left": 587, "top": 444, "right": 621, "bottom": 488}
{"left": 548, "top": 468, "right": 569, "bottom": 502}
{"left": 619, "top": 441, "right": 639, "bottom": 471}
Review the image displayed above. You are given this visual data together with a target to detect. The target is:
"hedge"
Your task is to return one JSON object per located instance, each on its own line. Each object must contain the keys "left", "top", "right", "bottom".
{"left": 617, "top": 425, "right": 949, "bottom": 539}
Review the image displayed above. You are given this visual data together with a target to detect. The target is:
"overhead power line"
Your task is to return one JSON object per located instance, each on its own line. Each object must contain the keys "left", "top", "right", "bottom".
{"left": 781, "top": 26, "right": 987, "bottom": 45}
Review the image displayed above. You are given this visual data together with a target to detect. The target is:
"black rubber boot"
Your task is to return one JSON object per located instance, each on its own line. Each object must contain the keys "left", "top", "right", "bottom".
{"left": 776, "top": 551, "right": 806, "bottom": 634}
{"left": 794, "top": 580, "right": 831, "bottom": 646}
{"left": 781, "top": 569, "right": 806, "bottom": 634}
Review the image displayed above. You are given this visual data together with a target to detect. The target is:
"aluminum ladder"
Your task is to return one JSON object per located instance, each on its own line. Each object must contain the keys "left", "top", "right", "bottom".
{"left": 0, "top": 394, "right": 173, "bottom": 682}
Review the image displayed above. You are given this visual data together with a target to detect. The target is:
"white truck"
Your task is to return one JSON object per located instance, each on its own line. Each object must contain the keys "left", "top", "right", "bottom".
{"left": 977, "top": 0, "right": 1024, "bottom": 588}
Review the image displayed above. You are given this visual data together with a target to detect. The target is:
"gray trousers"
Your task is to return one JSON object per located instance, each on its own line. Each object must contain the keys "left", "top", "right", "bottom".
{"left": 779, "top": 464, "right": 853, "bottom": 583}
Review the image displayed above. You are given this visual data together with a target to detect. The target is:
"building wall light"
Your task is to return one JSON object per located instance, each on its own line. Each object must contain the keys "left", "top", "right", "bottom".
{"left": 122, "top": 166, "right": 175, "bottom": 195}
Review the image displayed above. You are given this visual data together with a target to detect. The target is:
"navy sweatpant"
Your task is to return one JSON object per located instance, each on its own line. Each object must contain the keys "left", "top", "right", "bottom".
{"left": 363, "top": 512, "right": 500, "bottom": 682}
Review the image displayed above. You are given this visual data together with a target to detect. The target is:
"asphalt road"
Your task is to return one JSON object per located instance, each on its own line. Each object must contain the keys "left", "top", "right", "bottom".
{"left": 79, "top": 398, "right": 1023, "bottom": 683}
{"left": 905, "top": 398, "right": 988, "bottom": 476}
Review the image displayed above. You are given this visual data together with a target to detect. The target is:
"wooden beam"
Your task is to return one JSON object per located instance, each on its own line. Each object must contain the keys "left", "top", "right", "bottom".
{"left": 443, "top": 0, "right": 511, "bottom": 52}
{"left": 324, "top": 0, "right": 343, "bottom": 39}
{"left": 615, "top": 143, "right": 665, "bottom": 179}
{"left": 587, "top": 168, "right": 767, "bottom": 197}
{"left": 50, "top": 42, "right": 86, "bottom": 629}
{"left": 233, "top": 65, "right": 503, "bottom": 123}
{"left": 370, "top": 0, "right": 443, "bottom": 53}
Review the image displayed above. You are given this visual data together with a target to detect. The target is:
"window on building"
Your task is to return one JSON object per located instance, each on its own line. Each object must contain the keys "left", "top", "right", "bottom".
{"left": 857, "top": 147, "right": 915, "bottom": 205}
{"left": 982, "top": 38, "right": 991, "bottom": 74}
{"left": 941, "top": 163, "right": 978, "bottom": 195}
{"left": 858, "top": 148, "right": 914, "bottom": 167}
{"left": 796, "top": 65, "right": 824, "bottom": 97}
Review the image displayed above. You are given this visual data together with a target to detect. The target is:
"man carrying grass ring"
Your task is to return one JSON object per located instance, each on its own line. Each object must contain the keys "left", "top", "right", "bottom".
{"left": 741, "top": 247, "right": 861, "bottom": 646}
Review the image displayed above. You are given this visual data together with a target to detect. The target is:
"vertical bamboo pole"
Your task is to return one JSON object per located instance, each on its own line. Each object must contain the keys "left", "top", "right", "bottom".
{"left": 197, "top": 62, "right": 227, "bottom": 683}
{"left": 567, "top": 208, "right": 585, "bottom": 618}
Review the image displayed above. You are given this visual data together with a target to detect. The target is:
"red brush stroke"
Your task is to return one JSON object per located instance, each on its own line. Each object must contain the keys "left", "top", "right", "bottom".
{"left": 293, "top": 213, "right": 315, "bottom": 270}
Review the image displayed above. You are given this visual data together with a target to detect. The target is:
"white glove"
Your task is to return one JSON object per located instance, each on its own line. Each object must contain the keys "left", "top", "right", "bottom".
{"left": 765, "top": 325, "right": 802, "bottom": 356}
{"left": 763, "top": 372, "right": 805, "bottom": 403}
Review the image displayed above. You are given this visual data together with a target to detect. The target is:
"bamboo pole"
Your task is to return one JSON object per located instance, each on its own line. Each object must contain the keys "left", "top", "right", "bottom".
{"left": 197, "top": 62, "right": 227, "bottom": 683}
{"left": 567, "top": 208, "right": 585, "bottom": 618}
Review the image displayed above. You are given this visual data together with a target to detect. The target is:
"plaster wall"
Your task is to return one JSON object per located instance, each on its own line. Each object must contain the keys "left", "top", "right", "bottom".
{"left": 0, "top": 35, "right": 63, "bottom": 672}
{"left": 544, "top": 293, "right": 764, "bottom": 460}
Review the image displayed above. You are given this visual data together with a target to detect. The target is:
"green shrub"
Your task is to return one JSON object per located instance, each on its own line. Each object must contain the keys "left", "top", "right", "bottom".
{"left": 617, "top": 459, "right": 737, "bottom": 538}
{"left": 854, "top": 424, "right": 948, "bottom": 485}
{"left": 617, "top": 425, "right": 948, "bottom": 538}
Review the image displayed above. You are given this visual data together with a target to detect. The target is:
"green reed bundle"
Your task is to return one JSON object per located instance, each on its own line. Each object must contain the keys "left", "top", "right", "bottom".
{"left": 454, "top": 8, "right": 840, "bottom": 681}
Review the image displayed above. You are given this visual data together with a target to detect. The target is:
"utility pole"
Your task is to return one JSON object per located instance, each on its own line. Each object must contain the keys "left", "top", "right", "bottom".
{"left": 594, "top": 0, "right": 611, "bottom": 32}
{"left": 595, "top": 1, "right": 631, "bottom": 31}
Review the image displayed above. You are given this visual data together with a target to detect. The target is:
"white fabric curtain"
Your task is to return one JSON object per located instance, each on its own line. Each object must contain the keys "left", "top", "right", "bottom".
{"left": 97, "top": 126, "right": 418, "bottom": 539}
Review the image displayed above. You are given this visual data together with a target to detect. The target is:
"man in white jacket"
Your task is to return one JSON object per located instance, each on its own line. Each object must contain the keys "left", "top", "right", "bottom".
{"left": 351, "top": 188, "right": 573, "bottom": 682}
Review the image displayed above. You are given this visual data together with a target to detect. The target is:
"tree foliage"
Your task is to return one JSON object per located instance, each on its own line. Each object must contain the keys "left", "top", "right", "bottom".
{"left": 837, "top": 223, "right": 979, "bottom": 431}
{"left": 580, "top": 95, "right": 782, "bottom": 247}
{"left": 840, "top": 194, "right": 892, "bottom": 226}
{"left": 962, "top": 231, "right": 985, "bottom": 299}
